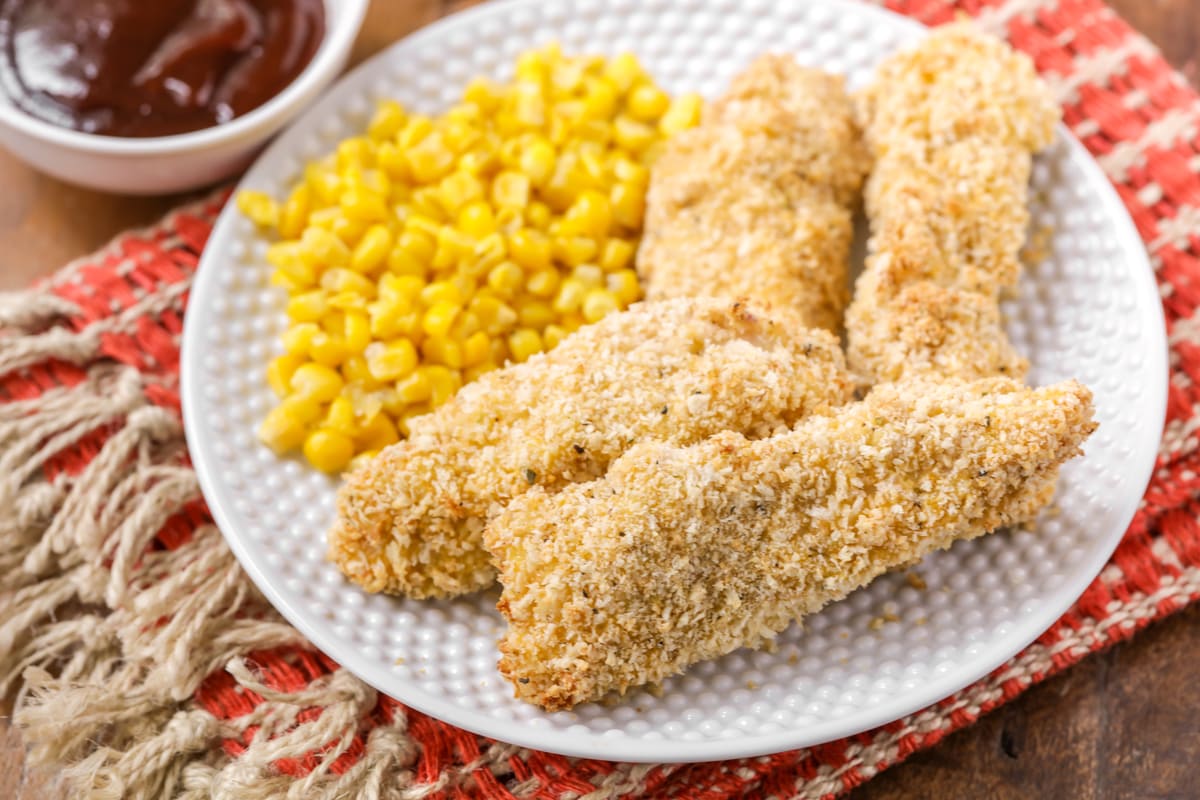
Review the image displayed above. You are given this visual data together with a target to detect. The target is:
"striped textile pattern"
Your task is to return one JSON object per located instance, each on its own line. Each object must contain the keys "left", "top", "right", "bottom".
{"left": 1, "top": 0, "right": 1197, "bottom": 797}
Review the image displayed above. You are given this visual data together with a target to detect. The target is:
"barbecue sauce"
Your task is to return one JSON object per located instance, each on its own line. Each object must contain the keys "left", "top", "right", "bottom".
{"left": 0, "top": 0, "right": 325, "bottom": 137}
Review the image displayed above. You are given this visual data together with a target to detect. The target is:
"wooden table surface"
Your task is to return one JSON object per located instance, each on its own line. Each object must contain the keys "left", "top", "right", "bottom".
{"left": 2, "top": 1, "right": 1197, "bottom": 798}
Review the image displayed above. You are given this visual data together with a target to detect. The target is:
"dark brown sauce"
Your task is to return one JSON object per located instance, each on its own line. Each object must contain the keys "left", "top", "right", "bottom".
{"left": 0, "top": 0, "right": 324, "bottom": 137}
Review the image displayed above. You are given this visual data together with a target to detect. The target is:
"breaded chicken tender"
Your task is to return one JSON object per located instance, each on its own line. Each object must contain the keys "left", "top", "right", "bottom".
{"left": 846, "top": 24, "right": 1060, "bottom": 384}
{"left": 488, "top": 377, "right": 1096, "bottom": 710}
{"left": 639, "top": 55, "right": 869, "bottom": 331}
{"left": 329, "top": 298, "right": 853, "bottom": 598}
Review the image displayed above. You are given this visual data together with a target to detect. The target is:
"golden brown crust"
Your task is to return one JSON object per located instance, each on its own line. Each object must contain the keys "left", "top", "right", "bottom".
{"left": 846, "top": 23, "right": 1060, "bottom": 385}
{"left": 489, "top": 377, "right": 1096, "bottom": 710}
{"left": 328, "top": 297, "right": 853, "bottom": 598}
{"left": 639, "top": 55, "right": 869, "bottom": 331}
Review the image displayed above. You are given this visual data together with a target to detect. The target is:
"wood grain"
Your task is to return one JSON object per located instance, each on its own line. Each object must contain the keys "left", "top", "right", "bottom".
{"left": 1, "top": 1, "right": 1197, "bottom": 798}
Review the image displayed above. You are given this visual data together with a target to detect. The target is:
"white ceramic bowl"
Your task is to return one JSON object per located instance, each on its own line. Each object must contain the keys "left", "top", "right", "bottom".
{"left": 0, "top": 0, "right": 368, "bottom": 195}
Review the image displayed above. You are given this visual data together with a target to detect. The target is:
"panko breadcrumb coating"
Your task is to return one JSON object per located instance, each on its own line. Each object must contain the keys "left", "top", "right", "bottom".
{"left": 846, "top": 23, "right": 1060, "bottom": 384}
{"left": 488, "top": 377, "right": 1096, "bottom": 710}
{"left": 329, "top": 298, "right": 853, "bottom": 598}
{"left": 638, "top": 55, "right": 869, "bottom": 331}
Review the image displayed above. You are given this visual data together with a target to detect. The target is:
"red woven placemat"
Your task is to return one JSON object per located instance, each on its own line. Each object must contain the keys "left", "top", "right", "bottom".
{"left": 2, "top": 0, "right": 1197, "bottom": 797}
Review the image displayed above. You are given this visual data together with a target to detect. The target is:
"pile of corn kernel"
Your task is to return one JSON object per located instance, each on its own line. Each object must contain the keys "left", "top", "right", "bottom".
{"left": 239, "top": 44, "right": 701, "bottom": 473}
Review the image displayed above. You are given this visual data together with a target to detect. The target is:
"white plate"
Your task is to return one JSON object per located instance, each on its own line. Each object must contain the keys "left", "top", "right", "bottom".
{"left": 181, "top": 0, "right": 1167, "bottom": 763}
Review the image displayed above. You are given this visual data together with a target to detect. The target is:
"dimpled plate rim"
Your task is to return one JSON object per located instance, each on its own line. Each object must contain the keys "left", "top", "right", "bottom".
{"left": 181, "top": 0, "right": 1168, "bottom": 763}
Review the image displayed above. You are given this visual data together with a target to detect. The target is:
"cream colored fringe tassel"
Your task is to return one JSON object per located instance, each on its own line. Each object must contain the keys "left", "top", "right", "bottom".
{"left": 0, "top": 275, "right": 531, "bottom": 799}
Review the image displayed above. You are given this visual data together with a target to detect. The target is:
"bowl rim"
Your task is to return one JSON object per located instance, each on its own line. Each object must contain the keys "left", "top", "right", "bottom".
{"left": 0, "top": 0, "right": 369, "bottom": 156}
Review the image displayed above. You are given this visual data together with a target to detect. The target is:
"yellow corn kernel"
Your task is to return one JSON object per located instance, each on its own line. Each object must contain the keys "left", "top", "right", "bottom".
{"left": 605, "top": 52, "right": 644, "bottom": 94}
{"left": 519, "top": 137, "right": 557, "bottom": 187}
{"left": 639, "top": 140, "right": 668, "bottom": 167}
{"left": 420, "top": 281, "right": 462, "bottom": 308}
{"left": 269, "top": 271, "right": 306, "bottom": 293}
{"left": 258, "top": 404, "right": 309, "bottom": 454}
{"left": 368, "top": 297, "right": 413, "bottom": 339}
{"left": 290, "top": 363, "right": 344, "bottom": 403}
{"left": 422, "top": 337, "right": 464, "bottom": 369}
{"left": 490, "top": 338, "right": 511, "bottom": 364}
{"left": 368, "top": 100, "right": 407, "bottom": 141}
{"left": 462, "top": 331, "right": 490, "bottom": 366}
{"left": 377, "top": 141, "right": 409, "bottom": 180}
{"left": 508, "top": 328, "right": 544, "bottom": 363}
{"left": 554, "top": 236, "right": 598, "bottom": 267}
{"left": 577, "top": 148, "right": 610, "bottom": 186}
{"left": 268, "top": 244, "right": 318, "bottom": 287}
{"left": 552, "top": 277, "right": 588, "bottom": 314}
{"left": 303, "top": 429, "right": 355, "bottom": 473}
{"left": 517, "top": 300, "right": 555, "bottom": 329}
{"left": 324, "top": 396, "right": 360, "bottom": 437}
{"left": 612, "top": 154, "right": 649, "bottom": 188}
{"left": 300, "top": 227, "right": 351, "bottom": 270}
{"left": 308, "top": 333, "right": 350, "bottom": 367}
{"left": 508, "top": 229, "right": 552, "bottom": 271}
{"left": 357, "top": 412, "right": 399, "bottom": 451}
{"left": 560, "top": 311, "right": 586, "bottom": 332}
{"left": 627, "top": 83, "right": 669, "bottom": 122}
{"left": 366, "top": 339, "right": 418, "bottom": 381}
{"left": 341, "top": 355, "right": 378, "bottom": 387}
{"left": 343, "top": 311, "right": 371, "bottom": 352}
{"left": 496, "top": 207, "right": 524, "bottom": 235}
{"left": 457, "top": 202, "right": 496, "bottom": 239}
{"left": 463, "top": 361, "right": 498, "bottom": 382}
{"left": 526, "top": 201, "right": 552, "bottom": 229}
{"left": 439, "top": 171, "right": 485, "bottom": 214}
{"left": 443, "top": 119, "right": 480, "bottom": 154}
{"left": 394, "top": 370, "right": 432, "bottom": 404}
{"left": 573, "top": 263, "right": 605, "bottom": 288}
{"left": 543, "top": 324, "right": 567, "bottom": 350}
{"left": 422, "top": 301, "right": 460, "bottom": 338}
{"left": 376, "top": 272, "right": 423, "bottom": 302}
{"left": 347, "top": 449, "right": 379, "bottom": 473}
{"left": 471, "top": 232, "right": 508, "bottom": 274}
{"left": 282, "top": 394, "right": 324, "bottom": 424}
{"left": 340, "top": 188, "right": 389, "bottom": 223}
{"left": 422, "top": 365, "right": 462, "bottom": 406}
{"left": 660, "top": 92, "right": 703, "bottom": 136}
{"left": 432, "top": 226, "right": 476, "bottom": 270}
{"left": 512, "top": 85, "right": 546, "bottom": 128}
{"left": 282, "top": 322, "right": 320, "bottom": 355}
{"left": 607, "top": 268, "right": 641, "bottom": 306}
{"left": 492, "top": 171, "right": 531, "bottom": 209}
{"left": 613, "top": 115, "right": 656, "bottom": 152}
{"left": 561, "top": 191, "right": 611, "bottom": 238}
{"left": 526, "top": 269, "right": 560, "bottom": 298}
{"left": 319, "top": 310, "right": 345, "bottom": 337}
{"left": 398, "top": 114, "right": 434, "bottom": 147}
{"left": 407, "top": 131, "right": 456, "bottom": 183}
{"left": 237, "top": 190, "right": 279, "bottom": 228}
{"left": 286, "top": 291, "right": 328, "bottom": 323}
{"left": 351, "top": 224, "right": 393, "bottom": 273}
{"left": 337, "top": 137, "right": 373, "bottom": 171}
{"left": 279, "top": 185, "right": 311, "bottom": 239}
{"left": 599, "top": 238, "right": 635, "bottom": 272}
{"left": 582, "top": 78, "right": 619, "bottom": 120}
{"left": 409, "top": 187, "right": 447, "bottom": 222}
{"left": 331, "top": 216, "right": 368, "bottom": 247}
{"left": 266, "top": 353, "right": 306, "bottom": 397}
{"left": 582, "top": 288, "right": 621, "bottom": 323}
{"left": 611, "top": 181, "right": 646, "bottom": 229}
{"left": 484, "top": 261, "right": 522, "bottom": 297}
{"left": 321, "top": 268, "right": 376, "bottom": 296}
{"left": 463, "top": 76, "right": 502, "bottom": 111}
